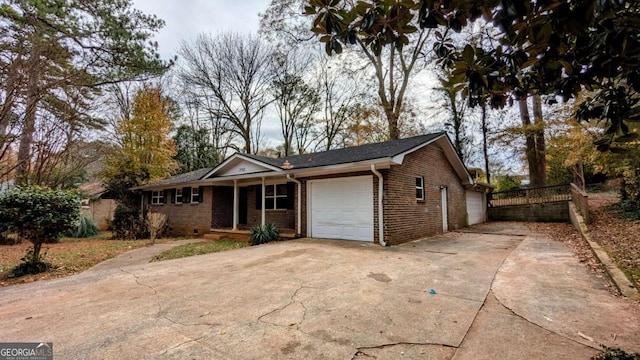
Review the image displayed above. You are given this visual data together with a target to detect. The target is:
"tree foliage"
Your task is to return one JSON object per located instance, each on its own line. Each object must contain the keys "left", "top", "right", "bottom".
{"left": 104, "top": 84, "right": 179, "bottom": 189}
{"left": 305, "top": 0, "right": 640, "bottom": 150}
{"left": 101, "top": 84, "right": 178, "bottom": 238}
{"left": 0, "top": 0, "right": 170, "bottom": 185}
{"left": 178, "top": 33, "right": 275, "bottom": 154}
{"left": 272, "top": 50, "right": 321, "bottom": 155}
{"left": 173, "top": 125, "right": 219, "bottom": 173}
{"left": 0, "top": 186, "right": 79, "bottom": 262}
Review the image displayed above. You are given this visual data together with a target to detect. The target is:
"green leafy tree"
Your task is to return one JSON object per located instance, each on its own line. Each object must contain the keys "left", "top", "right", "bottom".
{"left": 173, "top": 125, "right": 219, "bottom": 172}
{"left": 102, "top": 84, "right": 178, "bottom": 238}
{"left": 305, "top": 0, "right": 640, "bottom": 150}
{"left": 0, "top": 187, "right": 79, "bottom": 263}
{"left": 303, "top": 0, "right": 431, "bottom": 140}
{"left": 0, "top": 0, "right": 170, "bottom": 185}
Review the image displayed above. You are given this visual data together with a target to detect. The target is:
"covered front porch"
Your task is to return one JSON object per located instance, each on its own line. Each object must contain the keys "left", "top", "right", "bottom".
{"left": 207, "top": 175, "right": 302, "bottom": 238}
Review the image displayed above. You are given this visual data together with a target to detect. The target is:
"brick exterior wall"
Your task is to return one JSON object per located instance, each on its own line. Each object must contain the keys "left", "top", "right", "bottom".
{"left": 383, "top": 144, "right": 467, "bottom": 245}
{"left": 82, "top": 198, "right": 116, "bottom": 231}
{"left": 246, "top": 185, "right": 296, "bottom": 230}
{"left": 142, "top": 142, "right": 469, "bottom": 243}
{"left": 146, "top": 187, "right": 213, "bottom": 236}
{"left": 211, "top": 186, "right": 234, "bottom": 228}
{"left": 488, "top": 202, "right": 569, "bottom": 222}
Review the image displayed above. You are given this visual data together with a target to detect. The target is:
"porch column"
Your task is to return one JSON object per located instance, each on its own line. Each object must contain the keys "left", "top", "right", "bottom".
{"left": 261, "top": 177, "right": 266, "bottom": 226}
{"left": 232, "top": 180, "right": 239, "bottom": 230}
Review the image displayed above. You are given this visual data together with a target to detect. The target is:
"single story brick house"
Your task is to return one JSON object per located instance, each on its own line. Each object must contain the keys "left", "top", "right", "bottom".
{"left": 133, "top": 132, "right": 490, "bottom": 246}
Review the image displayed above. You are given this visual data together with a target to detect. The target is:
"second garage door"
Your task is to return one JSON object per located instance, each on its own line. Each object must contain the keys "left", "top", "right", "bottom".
{"left": 308, "top": 176, "right": 373, "bottom": 241}
{"left": 466, "top": 190, "right": 485, "bottom": 225}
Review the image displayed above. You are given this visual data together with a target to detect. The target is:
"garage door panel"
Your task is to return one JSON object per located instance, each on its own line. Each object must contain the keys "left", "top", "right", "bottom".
{"left": 466, "top": 191, "right": 485, "bottom": 225}
{"left": 309, "top": 176, "right": 373, "bottom": 242}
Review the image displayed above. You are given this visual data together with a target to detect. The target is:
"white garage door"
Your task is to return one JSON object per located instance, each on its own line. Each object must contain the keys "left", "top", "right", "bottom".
{"left": 308, "top": 176, "right": 373, "bottom": 241}
{"left": 466, "top": 191, "right": 485, "bottom": 225}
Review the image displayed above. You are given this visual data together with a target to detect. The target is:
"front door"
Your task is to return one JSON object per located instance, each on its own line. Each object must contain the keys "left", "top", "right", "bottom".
{"left": 239, "top": 187, "right": 248, "bottom": 225}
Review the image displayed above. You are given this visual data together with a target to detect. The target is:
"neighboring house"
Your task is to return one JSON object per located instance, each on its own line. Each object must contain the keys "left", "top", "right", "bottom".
{"left": 78, "top": 182, "right": 116, "bottom": 231}
{"left": 133, "top": 132, "right": 490, "bottom": 246}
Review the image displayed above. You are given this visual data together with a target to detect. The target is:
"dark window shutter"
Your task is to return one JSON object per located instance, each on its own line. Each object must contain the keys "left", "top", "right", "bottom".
{"left": 183, "top": 187, "right": 191, "bottom": 203}
{"left": 169, "top": 189, "right": 175, "bottom": 204}
{"left": 163, "top": 190, "right": 169, "bottom": 204}
{"left": 198, "top": 186, "right": 204, "bottom": 203}
{"left": 255, "top": 185, "right": 262, "bottom": 210}
{"left": 287, "top": 182, "right": 295, "bottom": 209}
{"left": 146, "top": 191, "right": 151, "bottom": 204}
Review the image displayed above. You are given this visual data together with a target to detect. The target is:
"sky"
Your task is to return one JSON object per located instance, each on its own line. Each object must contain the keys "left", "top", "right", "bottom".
{"left": 130, "top": 1, "right": 524, "bottom": 172}
{"left": 133, "top": 0, "right": 266, "bottom": 59}
{"left": 133, "top": 0, "right": 286, "bottom": 147}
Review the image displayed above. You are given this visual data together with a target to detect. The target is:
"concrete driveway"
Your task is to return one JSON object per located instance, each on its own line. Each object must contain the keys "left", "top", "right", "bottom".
{"left": 1, "top": 223, "right": 638, "bottom": 359}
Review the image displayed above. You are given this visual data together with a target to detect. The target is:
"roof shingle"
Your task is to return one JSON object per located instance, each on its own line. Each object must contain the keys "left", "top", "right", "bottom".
{"left": 243, "top": 132, "right": 444, "bottom": 170}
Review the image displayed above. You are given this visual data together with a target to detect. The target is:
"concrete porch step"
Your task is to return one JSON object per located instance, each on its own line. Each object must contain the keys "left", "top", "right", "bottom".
{"left": 204, "top": 231, "right": 250, "bottom": 242}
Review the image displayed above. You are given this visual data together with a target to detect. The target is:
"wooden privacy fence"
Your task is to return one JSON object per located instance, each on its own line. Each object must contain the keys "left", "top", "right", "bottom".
{"left": 488, "top": 184, "right": 572, "bottom": 207}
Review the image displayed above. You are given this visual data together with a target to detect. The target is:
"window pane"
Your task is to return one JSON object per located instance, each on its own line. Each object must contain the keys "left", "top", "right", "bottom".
{"left": 276, "top": 197, "right": 288, "bottom": 209}
{"left": 192, "top": 188, "right": 199, "bottom": 196}
{"left": 265, "top": 185, "right": 275, "bottom": 196}
{"left": 276, "top": 184, "right": 288, "bottom": 195}
{"left": 416, "top": 189, "right": 423, "bottom": 199}
{"left": 266, "top": 198, "right": 275, "bottom": 209}
{"left": 416, "top": 177, "right": 423, "bottom": 188}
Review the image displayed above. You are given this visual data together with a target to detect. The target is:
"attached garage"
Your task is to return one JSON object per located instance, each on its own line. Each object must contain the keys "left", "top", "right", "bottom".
{"left": 466, "top": 190, "right": 486, "bottom": 225}
{"left": 307, "top": 176, "right": 374, "bottom": 241}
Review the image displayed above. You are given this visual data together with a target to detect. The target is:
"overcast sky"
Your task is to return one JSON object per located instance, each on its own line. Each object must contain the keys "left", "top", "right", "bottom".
{"left": 133, "top": 0, "right": 267, "bottom": 58}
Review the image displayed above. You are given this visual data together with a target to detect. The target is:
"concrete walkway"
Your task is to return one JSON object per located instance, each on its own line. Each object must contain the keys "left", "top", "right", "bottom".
{"left": 0, "top": 224, "right": 638, "bottom": 359}
{"left": 86, "top": 239, "right": 201, "bottom": 274}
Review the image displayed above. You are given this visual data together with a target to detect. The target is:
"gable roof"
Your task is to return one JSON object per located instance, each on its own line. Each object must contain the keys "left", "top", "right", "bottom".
{"left": 132, "top": 167, "right": 213, "bottom": 190}
{"left": 135, "top": 132, "right": 473, "bottom": 190}
{"left": 242, "top": 132, "right": 444, "bottom": 170}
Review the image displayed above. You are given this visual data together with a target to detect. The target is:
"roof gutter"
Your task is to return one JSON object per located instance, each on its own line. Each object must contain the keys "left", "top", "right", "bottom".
{"left": 286, "top": 174, "right": 302, "bottom": 237}
{"left": 370, "top": 164, "right": 386, "bottom": 247}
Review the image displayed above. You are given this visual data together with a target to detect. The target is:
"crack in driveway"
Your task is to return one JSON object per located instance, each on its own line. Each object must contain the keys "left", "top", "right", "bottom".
{"left": 120, "top": 268, "right": 218, "bottom": 327}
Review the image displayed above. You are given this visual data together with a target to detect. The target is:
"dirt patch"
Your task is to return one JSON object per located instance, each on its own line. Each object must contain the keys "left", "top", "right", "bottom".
{"left": 0, "top": 235, "right": 150, "bottom": 287}
{"left": 588, "top": 197, "right": 640, "bottom": 290}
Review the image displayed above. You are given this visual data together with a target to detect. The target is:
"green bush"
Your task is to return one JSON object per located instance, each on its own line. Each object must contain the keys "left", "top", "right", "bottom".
{"left": 250, "top": 223, "right": 280, "bottom": 246}
{"left": 0, "top": 186, "right": 79, "bottom": 262}
{"left": 66, "top": 213, "right": 100, "bottom": 238}
{"left": 111, "top": 204, "right": 147, "bottom": 240}
{"left": 8, "top": 249, "right": 53, "bottom": 278}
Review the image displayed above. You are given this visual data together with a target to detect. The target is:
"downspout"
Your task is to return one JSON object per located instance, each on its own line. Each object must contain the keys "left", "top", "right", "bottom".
{"left": 286, "top": 174, "right": 302, "bottom": 237}
{"left": 371, "top": 164, "right": 386, "bottom": 246}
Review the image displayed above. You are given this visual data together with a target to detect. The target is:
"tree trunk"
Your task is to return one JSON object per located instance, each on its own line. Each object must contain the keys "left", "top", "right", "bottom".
{"left": 518, "top": 97, "right": 545, "bottom": 187}
{"left": 481, "top": 103, "right": 490, "bottom": 184}
{"left": 386, "top": 108, "right": 400, "bottom": 140}
{"left": 16, "top": 40, "right": 41, "bottom": 185}
{"left": 531, "top": 95, "right": 547, "bottom": 187}
{"left": 33, "top": 240, "right": 43, "bottom": 262}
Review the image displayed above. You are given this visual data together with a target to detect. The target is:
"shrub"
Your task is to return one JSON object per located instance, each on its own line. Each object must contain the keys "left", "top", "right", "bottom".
{"left": 111, "top": 204, "right": 147, "bottom": 240}
{"left": 0, "top": 187, "right": 79, "bottom": 262}
{"left": 592, "top": 345, "right": 640, "bottom": 360}
{"left": 146, "top": 212, "right": 167, "bottom": 244}
{"left": 66, "top": 213, "right": 100, "bottom": 238}
{"left": 8, "top": 249, "right": 53, "bottom": 278}
{"left": 250, "top": 223, "right": 280, "bottom": 246}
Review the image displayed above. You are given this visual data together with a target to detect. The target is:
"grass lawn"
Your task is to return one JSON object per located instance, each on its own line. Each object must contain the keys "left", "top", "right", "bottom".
{"left": 151, "top": 240, "right": 248, "bottom": 262}
{"left": 0, "top": 232, "right": 187, "bottom": 287}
